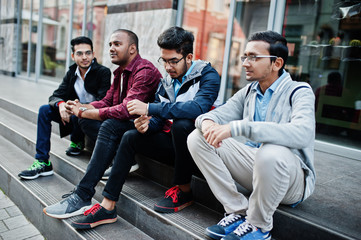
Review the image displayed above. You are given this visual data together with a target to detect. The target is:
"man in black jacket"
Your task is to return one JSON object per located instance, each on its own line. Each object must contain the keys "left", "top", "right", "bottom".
{"left": 18, "top": 36, "right": 111, "bottom": 180}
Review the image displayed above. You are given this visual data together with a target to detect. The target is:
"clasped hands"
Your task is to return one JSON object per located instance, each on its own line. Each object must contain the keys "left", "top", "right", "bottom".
{"left": 127, "top": 99, "right": 151, "bottom": 134}
{"left": 58, "top": 99, "right": 82, "bottom": 125}
{"left": 201, "top": 120, "right": 231, "bottom": 148}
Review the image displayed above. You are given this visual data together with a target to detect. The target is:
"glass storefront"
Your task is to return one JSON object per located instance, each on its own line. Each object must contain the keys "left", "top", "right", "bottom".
{"left": 5, "top": 0, "right": 360, "bottom": 155}
{"left": 282, "top": 0, "right": 361, "bottom": 149}
{"left": 17, "top": 0, "right": 107, "bottom": 82}
{"left": 225, "top": 0, "right": 270, "bottom": 100}
{"left": 182, "top": 0, "right": 230, "bottom": 76}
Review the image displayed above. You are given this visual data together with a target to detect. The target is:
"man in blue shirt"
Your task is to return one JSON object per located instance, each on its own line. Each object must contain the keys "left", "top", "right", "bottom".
{"left": 187, "top": 31, "right": 315, "bottom": 240}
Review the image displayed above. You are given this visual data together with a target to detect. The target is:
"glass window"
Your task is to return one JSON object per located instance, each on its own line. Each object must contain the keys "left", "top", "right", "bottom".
{"left": 19, "top": 0, "right": 40, "bottom": 78}
{"left": 40, "top": 0, "right": 70, "bottom": 81}
{"left": 282, "top": 0, "right": 361, "bottom": 149}
{"left": 182, "top": 0, "right": 230, "bottom": 76}
{"left": 224, "top": 0, "right": 270, "bottom": 100}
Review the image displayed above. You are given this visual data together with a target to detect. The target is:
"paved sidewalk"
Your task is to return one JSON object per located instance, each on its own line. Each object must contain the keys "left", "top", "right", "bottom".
{"left": 0, "top": 190, "right": 43, "bottom": 240}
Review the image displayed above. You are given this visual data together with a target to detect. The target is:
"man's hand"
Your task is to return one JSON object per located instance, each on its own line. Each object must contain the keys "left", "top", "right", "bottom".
{"left": 65, "top": 99, "right": 81, "bottom": 117}
{"left": 127, "top": 99, "right": 148, "bottom": 115}
{"left": 202, "top": 120, "right": 231, "bottom": 148}
{"left": 134, "top": 115, "right": 152, "bottom": 134}
{"left": 58, "top": 102, "right": 71, "bottom": 125}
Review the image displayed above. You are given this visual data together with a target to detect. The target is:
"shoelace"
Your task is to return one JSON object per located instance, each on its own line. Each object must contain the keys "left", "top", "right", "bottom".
{"left": 164, "top": 186, "right": 181, "bottom": 203}
{"left": 62, "top": 188, "right": 76, "bottom": 198}
{"left": 233, "top": 222, "right": 255, "bottom": 237}
{"left": 84, "top": 203, "right": 101, "bottom": 216}
{"left": 218, "top": 213, "right": 243, "bottom": 227}
{"left": 28, "top": 160, "right": 45, "bottom": 170}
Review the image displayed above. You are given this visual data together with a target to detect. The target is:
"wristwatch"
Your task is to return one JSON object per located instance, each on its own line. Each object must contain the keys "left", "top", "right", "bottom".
{"left": 78, "top": 107, "right": 87, "bottom": 119}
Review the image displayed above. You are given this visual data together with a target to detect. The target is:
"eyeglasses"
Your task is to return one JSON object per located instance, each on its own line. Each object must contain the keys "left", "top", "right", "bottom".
{"left": 240, "top": 55, "right": 277, "bottom": 63}
{"left": 74, "top": 50, "right": 93, "bottom": 57}
{"left": 158, "top": 57, "right": 184, "bottom": 67}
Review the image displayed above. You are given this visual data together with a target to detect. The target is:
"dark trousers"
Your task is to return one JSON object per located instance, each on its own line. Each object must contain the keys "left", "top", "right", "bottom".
{"left": 35, "top": 104, "right": 84, "bottom": 161}
{"left": 78, "top": 118, "right": 103, "bottom": 143}
{"left": 75, "top": 119, "right": 135, "bottom": 202}
{"left": 76, "top": 119, "right": 196, "bottom": 202}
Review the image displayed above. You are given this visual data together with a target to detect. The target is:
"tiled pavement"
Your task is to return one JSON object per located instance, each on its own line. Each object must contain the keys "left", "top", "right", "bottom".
{"left": 0, "top": 190, "right": 43, "bottom": 240}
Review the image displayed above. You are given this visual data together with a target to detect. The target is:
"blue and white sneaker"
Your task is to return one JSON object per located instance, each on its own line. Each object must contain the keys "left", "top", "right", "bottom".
{"left": 43, "top": 192, "right": 91, "bottom": 219}
{"left": 206, "top": 213, "right": 245, "bottom": 239}
{"left": 222, "top": 221, "right": 271, "bottom": 240}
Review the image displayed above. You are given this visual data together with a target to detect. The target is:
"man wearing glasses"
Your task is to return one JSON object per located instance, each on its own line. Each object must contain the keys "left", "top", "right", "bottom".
{"left": 18, "top": 36, "right": 111, "bottom": 180}
{"left": 187, "top": 31, "right": 316, "bottom": 240}
{"left": 126, "top": 26, "right": 221, "bottom": 214}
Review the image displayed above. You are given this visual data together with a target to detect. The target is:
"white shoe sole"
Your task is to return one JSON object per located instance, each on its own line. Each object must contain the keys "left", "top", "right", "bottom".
{"left": 19, "top": 170, "right": 54, "bottom": 180}
{"left": 101, "top": 163, "right": 139, "bottom": 180}
{"left": 43, "top": 205, "right": 92, "bottom": 219}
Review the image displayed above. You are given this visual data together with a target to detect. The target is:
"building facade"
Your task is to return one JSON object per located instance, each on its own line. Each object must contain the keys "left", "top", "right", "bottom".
{"left": 1, "top": 0, "right": 360, "bottom": 159}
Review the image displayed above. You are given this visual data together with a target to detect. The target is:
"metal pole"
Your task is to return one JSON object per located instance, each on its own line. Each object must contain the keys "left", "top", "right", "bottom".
{"left": 82, "top": 0, "right": 88, "bottom": 36}
{"left": 27, "top": 0, "right": 33, "bottom": 77}
{"left": 66, "top": 0, "right": 75, "bottom": 71}
{"left": 175, "top": 0, "right": 184, "bottom": 27}
{"left": 218, "top": 0, "right": 236, "bottom": 103}
{"left": 34, "top": 0, "right": 44, "bottom": 82}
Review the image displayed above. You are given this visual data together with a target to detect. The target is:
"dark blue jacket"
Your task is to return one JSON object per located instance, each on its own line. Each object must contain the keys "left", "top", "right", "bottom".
{"left": 148, "top": 60, "right": 220, "bottom": 132}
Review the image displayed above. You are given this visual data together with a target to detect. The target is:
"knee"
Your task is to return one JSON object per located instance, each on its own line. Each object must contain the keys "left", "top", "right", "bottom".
{"left": 121, "top": 129, "right": 139, "bottom": 145}
{"left": 38, "top": 104, "right": 51, "bottom": 117}
{"left": 99, "top": 119, "right": 118, "bottom": 134}
{"left": 255, "top": 144, "right": 288, "bottom": 172}
{"left": 171, "top": 119, "right": 195, "bottom": 136}
{"left": 187, "top": 129, "right": 204, "bottom": 154}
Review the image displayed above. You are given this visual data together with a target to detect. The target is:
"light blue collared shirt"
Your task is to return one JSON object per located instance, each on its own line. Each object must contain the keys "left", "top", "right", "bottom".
{"left": 245, "top": 71, "right": 287, "bottom": 148}
{"left": 172, "top": 61, "right": 195, "bottom": 97}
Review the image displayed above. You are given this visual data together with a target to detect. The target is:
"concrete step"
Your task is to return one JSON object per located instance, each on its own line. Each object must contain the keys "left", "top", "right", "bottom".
{"left": 0, "top": 95, "right": 360, "bottom": 240}
{"left": 0, "top": 135, "right": 153, "bottom": 240}
{"left": 0, "top": 100, "right": 221, "bottom": 239}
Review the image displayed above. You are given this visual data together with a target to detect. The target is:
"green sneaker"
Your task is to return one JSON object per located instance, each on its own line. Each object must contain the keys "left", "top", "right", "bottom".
{"left": 65, "top": 141, "right": 84, "bottom": 156}
{"left": 18, "top": 160, "right": 53, "bottom": 180}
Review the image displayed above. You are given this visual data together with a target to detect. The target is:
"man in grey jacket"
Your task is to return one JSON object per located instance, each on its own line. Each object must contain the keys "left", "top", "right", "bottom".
{"left": 187, "top": 31, "right": 315, "bottom": 240}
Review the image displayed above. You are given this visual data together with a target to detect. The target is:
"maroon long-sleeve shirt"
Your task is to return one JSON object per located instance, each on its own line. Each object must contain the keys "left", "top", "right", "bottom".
{"left": 90, "top": 54, "right": 161, "bottom": 120}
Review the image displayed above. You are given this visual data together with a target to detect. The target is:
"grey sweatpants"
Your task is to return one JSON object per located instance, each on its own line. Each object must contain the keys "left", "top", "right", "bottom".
{"left": 187, "top": 129, "right": 305, "bottom": 231}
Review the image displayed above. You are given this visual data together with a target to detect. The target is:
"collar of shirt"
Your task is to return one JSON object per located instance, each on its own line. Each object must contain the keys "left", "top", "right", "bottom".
{"left": 74, "top": 62, "right": 92, "bottom": 80}
{"left": 246, "top": 70, "right": 287, "bottom": 148}
{"left": 172, "top": 61, "right": 195, "bottom": 96}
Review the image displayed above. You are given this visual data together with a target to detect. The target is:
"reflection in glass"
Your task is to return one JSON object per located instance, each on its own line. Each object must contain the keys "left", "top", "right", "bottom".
{"left": 225, "top": 0, "right": 270, "bottom": 99}
{"left": 182, "top": 0, "right": 230, "bottom": 76}
{"left": 283, "top": 0, "right": 361, "bottom": 148}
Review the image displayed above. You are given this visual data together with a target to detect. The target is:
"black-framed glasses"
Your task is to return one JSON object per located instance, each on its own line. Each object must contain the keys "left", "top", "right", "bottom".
{"left": 74, "top": 50, "right": 93, "bottom": 57}
{"left": 240, "top": 55, "right": 277, "bottom": 63}
{"left": 158, "top": 57, "right": 184, "bottom": 67}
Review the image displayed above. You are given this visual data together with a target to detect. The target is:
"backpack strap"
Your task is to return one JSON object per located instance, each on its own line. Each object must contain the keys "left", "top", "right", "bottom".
{"left": 289, "top": 85, "right": 310, "bottom": 107}
{"left": 245, "top": 82, "right": 256, "bottom": 98}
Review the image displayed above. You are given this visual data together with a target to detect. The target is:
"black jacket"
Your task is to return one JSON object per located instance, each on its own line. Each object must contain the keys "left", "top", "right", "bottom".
{"left": 48, "top": 58, "right": 111, "bottom": 137}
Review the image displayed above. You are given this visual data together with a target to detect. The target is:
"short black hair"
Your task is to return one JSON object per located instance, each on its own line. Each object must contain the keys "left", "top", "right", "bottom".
{"left": 70, "top": 36, "right": 93, "bottom": 52}
{"left": 112, "top": 29, "right": 139, "bottom": 52}
{"left": 157, "top": 26, "right": 194, "bottom": 57}
{"left": 248, "top": 31, "right": 288, "bottom": 76}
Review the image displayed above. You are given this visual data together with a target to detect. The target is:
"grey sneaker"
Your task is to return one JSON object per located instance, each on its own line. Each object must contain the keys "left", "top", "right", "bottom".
{"left": 43, "top": 193, "right": 91, "bottom": 219}
{"left": 102, "top": 163, "right": 139, "bottom": 180}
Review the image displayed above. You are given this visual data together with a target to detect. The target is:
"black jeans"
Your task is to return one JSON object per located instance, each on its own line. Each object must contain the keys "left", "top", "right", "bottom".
{"left": 78, "top": 118, "right": 103, "bottom": 143}
{"left": 76, "top": 119, "right": 196, "bottom": 202}
{"left": 102, "top": 119, "right": 196, "bottom": 202}
{"left": 75, "top": 119, "right": 135, "bottom": 202}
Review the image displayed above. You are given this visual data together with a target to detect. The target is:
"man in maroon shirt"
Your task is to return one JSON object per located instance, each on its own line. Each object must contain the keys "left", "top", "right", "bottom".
{"left": 68, "top": 29, "right": 161, "bottom": 177}
{"left": 42, "top": 29, "right": 161, "bottom": 219}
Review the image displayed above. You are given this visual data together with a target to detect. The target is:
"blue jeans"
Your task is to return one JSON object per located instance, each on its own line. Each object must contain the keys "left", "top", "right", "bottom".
{"left": 76, "top": 119, "right": 196, "bottom": 202}
{"left": 35, "top": 104, "right": 84, "bottom": 161}
{"left": 75, "top": 119, "right": 135, "bottom": 201}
